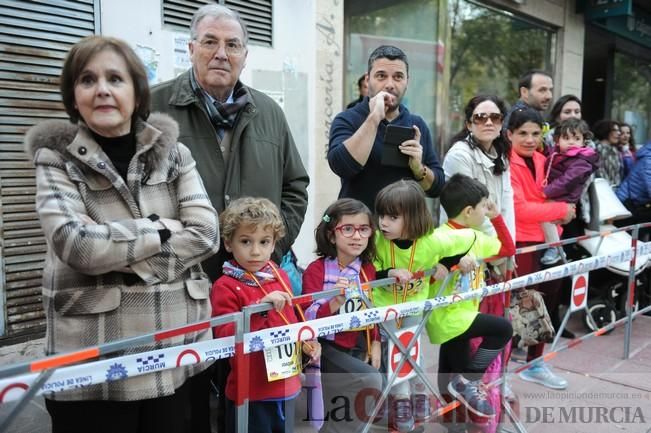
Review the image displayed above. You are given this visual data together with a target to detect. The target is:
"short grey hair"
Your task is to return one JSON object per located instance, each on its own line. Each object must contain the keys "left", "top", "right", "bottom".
{"left": 189, "top": 4, "right": 249, "bottom": 45}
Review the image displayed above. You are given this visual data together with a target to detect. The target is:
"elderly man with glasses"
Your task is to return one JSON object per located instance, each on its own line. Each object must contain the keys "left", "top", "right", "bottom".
{"left": 150, "top": 4, "right": 309, "bottom": 432}
{"left": 151, "top": 5, "right": 308, "bottom": 282}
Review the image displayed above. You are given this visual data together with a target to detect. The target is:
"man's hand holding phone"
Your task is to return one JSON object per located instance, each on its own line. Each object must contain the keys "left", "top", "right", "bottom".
{"left": 398, "top": 125, "right": 423, "bottom": 173}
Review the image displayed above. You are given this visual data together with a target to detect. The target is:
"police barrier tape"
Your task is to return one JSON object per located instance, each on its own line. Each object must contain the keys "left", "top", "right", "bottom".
{"left": 0, "top": 241, "right": 647, "bottom": 405}
{"left": 0, "top": 335, "right": 235, "bottom": 403}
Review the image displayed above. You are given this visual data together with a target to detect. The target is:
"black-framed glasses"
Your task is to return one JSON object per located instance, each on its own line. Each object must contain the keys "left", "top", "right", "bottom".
{"left": 471, "top": 112, "right": 504, "bottom": 125}
{"left": 334, "top": 224, "right": 373, "bottom": 238}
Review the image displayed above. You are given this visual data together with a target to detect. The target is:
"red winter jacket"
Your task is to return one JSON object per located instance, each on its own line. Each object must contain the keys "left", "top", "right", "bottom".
{"left": 510, "top": 149, "right": 569, "bottom": 243}
{"left": 211, "top": 270, "right": 301, "bottom": 402}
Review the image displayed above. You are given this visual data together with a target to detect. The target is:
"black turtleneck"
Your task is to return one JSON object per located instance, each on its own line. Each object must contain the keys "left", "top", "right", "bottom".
{"left": 523, "top": 155, "right": 536, "bottom": 178}
{"left": 393, "top": 238, "right": 413, "bottom": 249}
{"left": 376, "top": 238, "right": 414, "bottom": 279}
{"left": 91, "top": 130, "right": 136, "bottom": 181}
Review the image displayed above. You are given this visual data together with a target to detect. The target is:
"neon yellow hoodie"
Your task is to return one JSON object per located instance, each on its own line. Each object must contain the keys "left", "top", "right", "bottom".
{"left": 426, "top": 224, "right": 501, "bottom": 344}
{"left": 372, "top": 228, "right": 482, "bottom": 307}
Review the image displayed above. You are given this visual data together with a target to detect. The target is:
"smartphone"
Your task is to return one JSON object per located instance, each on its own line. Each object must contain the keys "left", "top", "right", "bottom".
{"left": 381, "top": 124, "right": 415, "bottom": 168}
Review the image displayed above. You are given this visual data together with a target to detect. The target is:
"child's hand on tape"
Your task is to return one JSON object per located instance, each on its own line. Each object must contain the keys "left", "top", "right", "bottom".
{"left": 302, "top": 340, "right": 321, "bottom": 364}
{"left": 433, "top": 263, "right": 448, "bottom": 281}
{"left": 260, "top": 290, "right": 292, "bottom": 312}
{"left": 333, "top": 277, "right": 350, "bottom": 302}
{"left": 457, "top": 255, "right": 477, "bottom": 274}
{"left": 388, "top": 268, "right": 412, "bottom": 283}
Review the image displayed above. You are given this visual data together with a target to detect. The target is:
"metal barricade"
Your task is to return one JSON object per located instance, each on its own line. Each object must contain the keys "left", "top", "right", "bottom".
{"left": 0, "top": 312, "right": 242, "bottom": 433}
{"left": 0, "top": 222, "right": 649, "bottom": 433}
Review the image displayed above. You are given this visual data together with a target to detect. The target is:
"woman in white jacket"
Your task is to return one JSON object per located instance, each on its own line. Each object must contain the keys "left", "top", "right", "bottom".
{"left": 441, "top": 95, "right": 515, "bottom": 433}
{"left": 443, "top": 95, "right": 515, "bottom": 239}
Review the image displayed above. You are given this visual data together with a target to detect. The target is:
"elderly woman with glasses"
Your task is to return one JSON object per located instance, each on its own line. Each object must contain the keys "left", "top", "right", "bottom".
{"left": 441, "top": 95, "right": 515, "bottom": 431}
{"left": 24, "top": 35, "right": 219, "bottom": 433}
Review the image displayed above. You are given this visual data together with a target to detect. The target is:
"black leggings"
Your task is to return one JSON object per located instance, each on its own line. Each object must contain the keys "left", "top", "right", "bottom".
{"left": 438, "top": 313, "right": 512, "bottom": 394}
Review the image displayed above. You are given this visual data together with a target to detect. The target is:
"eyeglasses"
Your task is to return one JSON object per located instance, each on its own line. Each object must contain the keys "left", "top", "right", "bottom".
{"left": 334, "top": 224, "right": 373, "bottom": 238}
{"left": 196, "top": 38, "right": 245, "bottom": 56}
{"left": 471, "top": 112, "right": 503, "bottom": 125}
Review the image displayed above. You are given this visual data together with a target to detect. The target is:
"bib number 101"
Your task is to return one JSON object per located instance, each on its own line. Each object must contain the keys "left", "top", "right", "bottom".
{"left": 264, "top": 342, "right": 300, "bottom": 382}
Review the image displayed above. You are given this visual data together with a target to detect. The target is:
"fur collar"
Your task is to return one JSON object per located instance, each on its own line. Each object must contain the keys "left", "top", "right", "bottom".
{"left": 24, "top": 112, "right": 180, "bottom": 169}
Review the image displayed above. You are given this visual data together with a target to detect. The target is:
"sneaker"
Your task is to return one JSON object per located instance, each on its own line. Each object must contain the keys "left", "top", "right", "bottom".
{"left": 541, "top": 248, "right": 562, "bottom": 265}
{"left": 447, "top": 375, "right": 495, "bottom": 418}
{"left": 411, "top": 393, "right": 433, "bottom": 422}
{"left": 389, "top": 397, "right": 415, "bottom": 432}
{"left": 519, "top": 363, "right": 568, "bottom": 390}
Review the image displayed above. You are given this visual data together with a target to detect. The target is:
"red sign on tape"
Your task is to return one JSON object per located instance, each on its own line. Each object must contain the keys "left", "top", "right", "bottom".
{"left": 571, "top": 273, "right": 588, "bottom": 312}
{"left": 389, "top": 329, "right": 420, "bottom": 382}
{"left": 0, "top": 382, "right": 28, "bottom": 403}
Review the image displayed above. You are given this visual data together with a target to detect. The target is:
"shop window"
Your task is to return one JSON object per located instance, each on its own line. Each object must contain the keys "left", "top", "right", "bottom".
{"left": 611, "top": 52, "right": 651, "bottom": 149}
{"left": 344, "top": 0, "right": 441, "bottom": 133}
{"left": 446, "top": 0, "right": 555, "bottom": 142}
{"left": 162, "top": 0, "right": 273, "bottom": 47}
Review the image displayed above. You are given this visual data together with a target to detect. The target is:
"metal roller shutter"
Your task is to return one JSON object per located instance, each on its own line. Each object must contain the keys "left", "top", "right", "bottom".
{"left": 0, "top": 0, "right": 98, "bottom": 342}
{"left": 162, "top": 0, "right": 273, "bottom": 47}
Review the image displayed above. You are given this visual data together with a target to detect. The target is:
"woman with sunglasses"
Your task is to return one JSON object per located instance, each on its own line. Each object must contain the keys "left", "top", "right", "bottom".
{"left": 442, "top": 95, "right": 514, "bottom": 432}
{"left": 443, "top": 95, "right": 514, "bottom": 240}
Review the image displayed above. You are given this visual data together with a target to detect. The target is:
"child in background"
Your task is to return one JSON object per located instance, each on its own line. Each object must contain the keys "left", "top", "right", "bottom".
{"left": 373, "top": 180, "right": 482, "bottom": 433}
{"left": 302, "top": 198, "right": 384, "bottom": 433}
{"left": 427, "top": 174, "right": 515, "bottom": 426}
{"left": 211, "top": 197, "right": 321, "bottom": 433}
{"left": 540, "top": 118, "right": 599, "bottom": 265}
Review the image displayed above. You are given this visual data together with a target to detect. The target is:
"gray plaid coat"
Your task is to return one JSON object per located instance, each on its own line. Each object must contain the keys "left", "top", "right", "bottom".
{"left": 24, "top": 113, "right": 220, "bottom": 401}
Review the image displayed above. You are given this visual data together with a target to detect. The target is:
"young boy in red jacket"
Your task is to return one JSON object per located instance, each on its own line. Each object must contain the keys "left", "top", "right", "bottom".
{"left": 211, "top": 197, "right": 320, "bottom": 433}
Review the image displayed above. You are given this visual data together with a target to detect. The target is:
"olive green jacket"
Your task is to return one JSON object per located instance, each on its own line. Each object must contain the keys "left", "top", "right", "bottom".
{"left": 151, "top": 70, "right": 309, "bottom": 269}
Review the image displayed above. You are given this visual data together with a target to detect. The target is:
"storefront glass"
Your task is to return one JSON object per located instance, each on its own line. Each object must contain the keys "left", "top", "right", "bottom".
{"left": 344, "top": 0, "right": 441, "bottom": 134}
{"left": 446, "top": 0, "right": 555, "bottom": 141}
{"left": 344, "top": 0, "right": 556, "bottom": 149}
{"left": 611, "top": 51, "right": 651, "bottom": 148}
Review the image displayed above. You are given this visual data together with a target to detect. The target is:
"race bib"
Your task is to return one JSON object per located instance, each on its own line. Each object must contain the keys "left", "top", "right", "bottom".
{"left": 339, "top": 278, "right": 371, "bottom": 331}
{"left": 264, "top": 342, "right": 300, "bottom": 382}
{"left": 454, "top": 266, "right": 484, "bottom": 305}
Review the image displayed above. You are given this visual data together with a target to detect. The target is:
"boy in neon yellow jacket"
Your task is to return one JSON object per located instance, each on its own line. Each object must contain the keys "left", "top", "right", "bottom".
{"left": 427, "top": 174, "right": 515, "bottom": 421}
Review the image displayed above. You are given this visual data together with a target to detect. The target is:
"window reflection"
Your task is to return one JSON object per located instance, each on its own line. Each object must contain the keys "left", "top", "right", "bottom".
{"left": 345, "top": 0, "right": 440, "bottom": 131}
{"left": 611, "top": 52, "right": 651, "bottom": 149}
{"left": 447, "top": 0, "right": 555, "bottom": 141}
